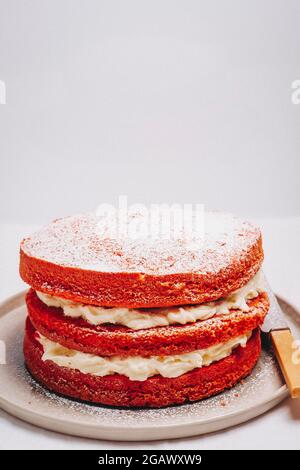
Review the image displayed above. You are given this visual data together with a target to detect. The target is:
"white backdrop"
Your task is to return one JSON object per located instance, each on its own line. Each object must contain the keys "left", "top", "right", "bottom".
{"left": 0, "top": 0, "right": 299, "bottom": 224}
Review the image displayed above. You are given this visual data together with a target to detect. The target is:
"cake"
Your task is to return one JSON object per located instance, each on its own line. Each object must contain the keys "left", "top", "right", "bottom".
{"left": 20, "top": 211, "right": 269, "bottom": 407}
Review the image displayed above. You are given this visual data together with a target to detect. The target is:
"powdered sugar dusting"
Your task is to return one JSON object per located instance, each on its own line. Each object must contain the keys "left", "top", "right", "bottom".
{"left": 21, "top": 211, "right": 261, "bottom": 275}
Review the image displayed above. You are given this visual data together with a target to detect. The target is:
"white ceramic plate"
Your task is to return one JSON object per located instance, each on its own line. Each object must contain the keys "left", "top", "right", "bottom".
{"left": 0, "top": 289, "right": 298, "bottom": 441}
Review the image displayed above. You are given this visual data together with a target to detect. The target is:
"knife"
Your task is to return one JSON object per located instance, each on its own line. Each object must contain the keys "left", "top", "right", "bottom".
{"left": 261, "top": 281, "right": 300, "bottom": 398}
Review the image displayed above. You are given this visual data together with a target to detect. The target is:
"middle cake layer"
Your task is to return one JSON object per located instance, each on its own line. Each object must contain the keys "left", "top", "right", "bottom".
{"left": 26, "top": 289, "right": 269, "bottom": 357}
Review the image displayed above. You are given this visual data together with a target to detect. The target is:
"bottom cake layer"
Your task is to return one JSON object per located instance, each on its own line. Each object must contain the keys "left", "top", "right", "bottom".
{"left": 24, "top": 319, "right": 261, "bottom": 408}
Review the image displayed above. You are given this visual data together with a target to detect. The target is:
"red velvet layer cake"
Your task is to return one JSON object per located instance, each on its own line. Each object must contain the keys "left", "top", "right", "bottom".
{"left": 20, "top": 211, "right": 269, "bottom": 408}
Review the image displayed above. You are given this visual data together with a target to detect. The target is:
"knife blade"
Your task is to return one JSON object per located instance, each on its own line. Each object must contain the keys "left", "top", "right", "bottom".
{"left": 261, "top": 281, "right": 289, "bottom": 333}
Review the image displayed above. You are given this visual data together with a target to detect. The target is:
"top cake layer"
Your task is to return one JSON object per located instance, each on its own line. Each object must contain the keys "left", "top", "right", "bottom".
{"left": 21, "top": 212, "right": 260, "bottom": 275}
{"left": 20, "top": 211, "right": 263, "bottom": 308}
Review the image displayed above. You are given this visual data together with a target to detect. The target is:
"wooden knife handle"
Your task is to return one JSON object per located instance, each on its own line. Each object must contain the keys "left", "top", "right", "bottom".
{"left": 270, "top": 329, "right": 300, "bottom": 398}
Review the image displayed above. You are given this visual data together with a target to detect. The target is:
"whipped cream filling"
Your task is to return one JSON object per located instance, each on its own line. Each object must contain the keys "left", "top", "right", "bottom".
{"left": 37, "top": 332, "right": 251, "bottom": 381}
{"left": 36, "top": 270, "right": 265, "bottom": 331}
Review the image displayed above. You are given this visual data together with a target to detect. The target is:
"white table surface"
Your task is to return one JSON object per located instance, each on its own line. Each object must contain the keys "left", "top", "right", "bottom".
{"left": 0, "top": 218, "right": 300, "bottom": 450}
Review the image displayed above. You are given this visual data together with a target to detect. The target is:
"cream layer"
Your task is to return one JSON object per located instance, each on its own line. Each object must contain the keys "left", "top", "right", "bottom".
{"left": 37, "top": 332, "right": 251, "bottom": 381}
